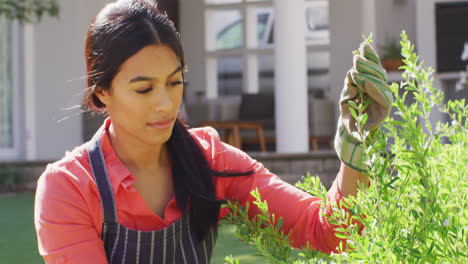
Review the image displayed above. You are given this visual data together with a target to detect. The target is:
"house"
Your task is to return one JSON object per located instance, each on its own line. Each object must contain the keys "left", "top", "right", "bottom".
{"left": 0, "top": 0, "right": 467, "bottom": 165}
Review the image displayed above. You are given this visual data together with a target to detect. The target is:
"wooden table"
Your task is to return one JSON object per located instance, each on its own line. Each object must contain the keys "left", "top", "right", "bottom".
{"left": 199, "top": 120, "right": 266, "bottom": 152}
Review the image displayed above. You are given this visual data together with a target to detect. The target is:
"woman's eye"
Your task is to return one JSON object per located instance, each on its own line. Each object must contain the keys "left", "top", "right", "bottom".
{"left": 168, "top": 80, "right": 183, "bottom": 86}
{"left": 136, "top": 87, "right": 152, "bottom": 94}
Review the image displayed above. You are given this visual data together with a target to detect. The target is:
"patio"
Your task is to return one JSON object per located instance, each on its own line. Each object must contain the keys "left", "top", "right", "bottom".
{"left": 181, "top": 93, "right": 336, "bottom": 154}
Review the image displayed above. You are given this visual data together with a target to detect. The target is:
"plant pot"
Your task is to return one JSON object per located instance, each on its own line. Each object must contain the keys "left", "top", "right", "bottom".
{"left": 382, "top": 58, "right": 404, "bottom": 72}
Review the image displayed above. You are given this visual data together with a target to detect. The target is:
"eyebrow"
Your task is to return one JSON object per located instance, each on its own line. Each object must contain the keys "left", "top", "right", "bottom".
{"left": 128, "top": 66, "right": 183, "bottom": 84}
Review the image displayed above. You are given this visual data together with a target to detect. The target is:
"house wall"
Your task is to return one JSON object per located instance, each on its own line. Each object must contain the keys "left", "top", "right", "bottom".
{"left": 375, "top": 0, "right": 416, "bottom": 49}
{"left": 179, "top": 0, "right": 206, "bottom": 103}
{"left": 328, "top": 0, "right": 364, "bottom": 107}
{"left": 24, "top": 0, "right": 107, "bottom": 160}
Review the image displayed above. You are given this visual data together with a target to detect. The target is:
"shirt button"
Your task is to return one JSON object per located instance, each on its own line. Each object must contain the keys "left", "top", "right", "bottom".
{"left": 56, "top": 256, "right": 67, "bottom": 264}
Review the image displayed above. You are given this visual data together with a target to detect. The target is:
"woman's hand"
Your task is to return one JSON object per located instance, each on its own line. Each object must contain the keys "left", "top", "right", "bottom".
{"left": 334, "top": 42, "right": 393, "bottom": 173}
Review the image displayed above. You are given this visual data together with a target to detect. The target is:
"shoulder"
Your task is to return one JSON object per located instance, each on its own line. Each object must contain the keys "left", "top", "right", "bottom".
{"left": 37, "top": 142, "right": 95, "bottom": 197}
{"left": 188, "top": 126, "right": 222, "bottom": 151}
{"left": 187, "top": 126, "right": 258, "bottom": 172}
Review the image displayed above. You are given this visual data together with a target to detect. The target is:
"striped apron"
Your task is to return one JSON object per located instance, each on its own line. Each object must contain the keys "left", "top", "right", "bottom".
{"left": 88, "top": 132, "right": 217, "bottom": 264}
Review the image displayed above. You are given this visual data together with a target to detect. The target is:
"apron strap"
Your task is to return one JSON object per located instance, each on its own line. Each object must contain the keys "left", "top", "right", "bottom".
{"left": 88, "top": 130, "right": 118, "bottom": 223}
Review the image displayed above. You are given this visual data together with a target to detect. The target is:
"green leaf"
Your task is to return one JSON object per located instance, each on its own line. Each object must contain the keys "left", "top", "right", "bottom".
{"left": 349, "top": 107, "right": 358, "bottom": 120}
{"left": 349, "top": 100, "right": 358, "bottom": 109}
{"left": 364, "top": 33, "right": 373, "bottom": 44}
{"left": 411, "top": 209, "right": 419, "bottom": 219}
{"left": 361, "top": 113, "right": 368, "bottom": 126}
{"left": 327, "top": 219, "right": 340, "bottom": 226}
{"left": 334, "top": 232, "right": 348, "bottom": 240}
{"left": 276, "top": 218, "right": 283, "bottom": 231}
{"left": 385, "top": 176, "right": 400, "bottom": 188}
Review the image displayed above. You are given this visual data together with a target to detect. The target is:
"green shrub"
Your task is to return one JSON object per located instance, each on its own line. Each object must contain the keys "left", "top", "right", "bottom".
{"left": 222, "top": 31, "right": 468, "bottom": 263}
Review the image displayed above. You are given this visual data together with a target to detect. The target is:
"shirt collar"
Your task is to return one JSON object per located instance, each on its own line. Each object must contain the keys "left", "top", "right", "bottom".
{"left": 98, "top": 118, "right": 136, "bottom": 194}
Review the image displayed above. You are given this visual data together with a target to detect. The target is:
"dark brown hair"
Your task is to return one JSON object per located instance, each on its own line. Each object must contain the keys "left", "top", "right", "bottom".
{"left": 83, "top": 0, "right": 253, "bottom": 241}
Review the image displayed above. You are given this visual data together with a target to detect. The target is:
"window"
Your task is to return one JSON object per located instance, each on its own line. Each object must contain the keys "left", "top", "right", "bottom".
{"left": 205, "top": 0, "right": 329, "bottom": 97}
{"left": 0, "top": 17, "right": 21, "bottom": 160}
{"left": 305, "top": 1, "right": 329, "bottom": 45}
{"left": 213, "top": 9, "right": 244, "bottom": 50}
{"left": 216, "top": 20, "right": 243, "bottom": 50}
{"left": 436, "top": 2, "right": 468, "bottom": 72}
{"left": 216, "top": 12, "right": 269, "bottom": 50}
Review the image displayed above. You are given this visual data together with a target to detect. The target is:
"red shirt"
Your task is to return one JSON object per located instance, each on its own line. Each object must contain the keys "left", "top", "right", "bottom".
{"left": 35, "top": 118, "right": 345, "bottom": 263}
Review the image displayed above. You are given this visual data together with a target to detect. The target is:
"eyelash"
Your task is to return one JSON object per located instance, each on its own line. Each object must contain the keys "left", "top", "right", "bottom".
{"left": 136, "top": 80, "right": 184, "bottom": 94}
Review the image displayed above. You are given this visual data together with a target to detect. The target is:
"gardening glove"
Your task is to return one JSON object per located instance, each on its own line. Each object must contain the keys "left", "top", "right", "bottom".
{"left": 334, "top": 42, "right": 393, "bottom": 172}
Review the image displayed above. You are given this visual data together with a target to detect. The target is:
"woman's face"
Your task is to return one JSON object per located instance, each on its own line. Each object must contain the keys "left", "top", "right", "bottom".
{"left": 96, "top": 44, "right": 184, "bottom": 146}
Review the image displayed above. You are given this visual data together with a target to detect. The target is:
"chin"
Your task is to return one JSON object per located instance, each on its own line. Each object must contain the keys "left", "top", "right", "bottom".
{"left": 145, "top": 130, "right": 173, "bottom": 146}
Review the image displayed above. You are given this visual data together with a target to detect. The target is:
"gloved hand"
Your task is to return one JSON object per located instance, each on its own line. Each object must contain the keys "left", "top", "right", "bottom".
{"left": 334, "top": 42, "right": 393, "bottom": 172}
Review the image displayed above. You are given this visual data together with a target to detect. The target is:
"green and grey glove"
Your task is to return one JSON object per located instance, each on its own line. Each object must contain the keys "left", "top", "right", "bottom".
{"left": 334, "top": 42, "right": 393, "bottom": 172}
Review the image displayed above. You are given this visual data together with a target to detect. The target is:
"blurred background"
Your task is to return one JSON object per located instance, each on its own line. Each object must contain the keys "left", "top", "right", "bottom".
{"left": 1, "top": 0, "right": 467, "bottom": 163}
{"left": 1, "top": 0, "right": 468, "bottom": 262}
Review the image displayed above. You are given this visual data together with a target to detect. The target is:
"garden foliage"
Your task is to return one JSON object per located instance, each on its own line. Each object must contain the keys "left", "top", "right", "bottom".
{"left": 0, "top": 0, "right": 59, "bottom": 22}
{"left": 222, "top": 31, "right": 468, "bottom": 263}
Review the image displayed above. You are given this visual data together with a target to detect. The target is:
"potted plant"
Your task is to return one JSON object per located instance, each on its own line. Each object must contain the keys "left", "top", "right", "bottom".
{"left": 380, "top": 37, "right": 404, "bottom": 72}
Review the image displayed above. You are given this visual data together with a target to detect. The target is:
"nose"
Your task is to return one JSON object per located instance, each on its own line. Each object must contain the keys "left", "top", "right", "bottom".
{"left": 152, "top": 86, "right": 173, "bottom": 113}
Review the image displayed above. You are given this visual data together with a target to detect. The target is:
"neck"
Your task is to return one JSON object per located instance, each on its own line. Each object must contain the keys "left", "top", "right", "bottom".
{"left": 107, "top": 123, "right": 169, "bottom": 173}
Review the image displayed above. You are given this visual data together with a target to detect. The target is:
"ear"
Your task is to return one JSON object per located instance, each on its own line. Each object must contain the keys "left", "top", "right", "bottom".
{"left": 94, "top": 86, "right": 111, "bottom": 106}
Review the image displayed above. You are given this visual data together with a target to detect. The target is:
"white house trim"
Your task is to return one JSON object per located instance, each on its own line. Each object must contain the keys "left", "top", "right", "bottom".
{"left": 23, "top": 23, "right": 37, "bottom": 160}
{"left": 243, "top": 4, "right": 259, "bottom": 94}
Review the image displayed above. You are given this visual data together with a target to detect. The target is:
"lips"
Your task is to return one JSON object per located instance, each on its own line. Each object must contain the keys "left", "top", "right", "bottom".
{"left": 147, "top": 118, "right": 173, "bottom": 129}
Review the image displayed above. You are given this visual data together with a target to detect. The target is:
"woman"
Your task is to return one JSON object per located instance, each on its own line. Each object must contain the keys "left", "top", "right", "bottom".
{"left": 34, "top": 0, "right": 392, "bottom": 263}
